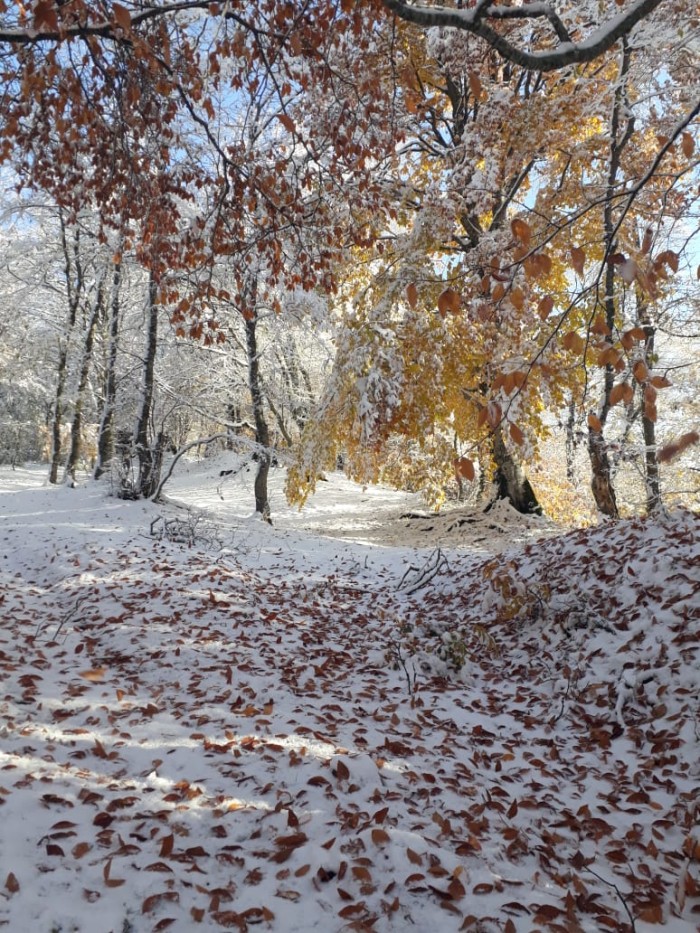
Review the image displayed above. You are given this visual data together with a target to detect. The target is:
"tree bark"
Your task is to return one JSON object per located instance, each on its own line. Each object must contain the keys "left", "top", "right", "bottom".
{"left": 243, "top": 290, "right": 272, "bottom": 521}
{"left": 94, "top": 257, "right": 122, "bottom": 479}
{"left": 490, "top": 424, "right": 542, "bottom": 515}
{"left": 49, "top": 214, "right": 83, "bottom": 484}
{"left": 65, "top": 276, "right": 104, "bottom": 481}
{"left": 586, "top": 41, "right": 632, "bottom": 519}
{"left": 129, "top": 271, "right": 160, "bottom": 498}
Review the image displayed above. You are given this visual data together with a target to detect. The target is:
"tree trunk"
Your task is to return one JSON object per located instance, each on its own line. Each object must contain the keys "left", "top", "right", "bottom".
{"left": 49, "top": 214, "right": 82, "bottom": 484}
{"left": 586, "top": 40, "right": 631, "bottom": 519}
{"left": 490, "top": 425, "right": 542, "bottom": 515}
{"left": 638, "top": 295, "right": 661, "bottom": 513}
{"left": 65, "top": 277, "right": 104, "bottom": 482}
{"left": 130, "top": 272, "right": 160, "bottom": 499}
{"left": 244, "top": 297, "right": 272, "bottom": 522}
{"left": 94, "top": 257, "right": 122, "bottom": 479}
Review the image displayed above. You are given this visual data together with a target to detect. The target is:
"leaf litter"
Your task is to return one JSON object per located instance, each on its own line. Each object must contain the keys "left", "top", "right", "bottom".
{"left": 0, "top": 461, "right": 697, "bottom": 932}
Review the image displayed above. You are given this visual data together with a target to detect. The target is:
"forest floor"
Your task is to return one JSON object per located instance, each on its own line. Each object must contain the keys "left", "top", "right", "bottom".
{"left": 0, "top": 458, "right": 698, "bottom": 933}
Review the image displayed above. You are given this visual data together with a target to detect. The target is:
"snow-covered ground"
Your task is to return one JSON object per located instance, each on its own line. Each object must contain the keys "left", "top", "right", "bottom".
{"left": 0, "top": 460, "right": 698, "bottom": 933}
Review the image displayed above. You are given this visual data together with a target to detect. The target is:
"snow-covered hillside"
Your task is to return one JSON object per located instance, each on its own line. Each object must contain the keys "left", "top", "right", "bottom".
{"left": 0, "top": 461, "right": 698, "bottom": 933}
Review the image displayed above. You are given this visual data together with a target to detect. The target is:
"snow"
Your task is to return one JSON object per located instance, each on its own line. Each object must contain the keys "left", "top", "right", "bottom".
{"left": 0, "top": 460, "right": 698, "bottom": 932}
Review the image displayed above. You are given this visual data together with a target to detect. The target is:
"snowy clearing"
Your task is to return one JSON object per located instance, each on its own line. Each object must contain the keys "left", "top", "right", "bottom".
{"left": 0, "top": 461, "right": 698, "bottom": 933}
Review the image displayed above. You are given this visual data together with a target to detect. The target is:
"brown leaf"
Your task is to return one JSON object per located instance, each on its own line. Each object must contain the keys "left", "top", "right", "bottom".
{"left": 538, "top": 295, "right": 554, "bottom": 319}
{"left": 588, "top": 414, "right": 602, "bottom": 433}
{"left": 113, "top": 3, "right": 131, "bottom": 31}
{"left": 159, "top": 834, "right": 175, "bottom": 858}
{"left": 79, "top": 667, "right": 107, "bottom": 682}
{"left": 454, "top": 457, "right": 475, "bottom": 482}
{"left": 681, "top": 132, "right": 695, "bottom": 158}
{"left": 571, "top": 246, "right": 586, "bottom": 276}
{"left": 371, "top": 828, "right": 390, "bottom": 846}
{"left": 509, "top": 423, "right": 524, "bottom": 446}
{"left": 511, "top": 218, "right": 531, "bottom": 248}
{"left": 406, "top": 283, "right": 418, "bottom": 309}
{"left": 649, "top": 374, "right": 672, "bottom": 388}
{"left": 632, "top": 360, "right": 649, "bottom": 383}
{"left": 4, "top": 872, "right": 19, "bottom": 894}
{"left": 510, "top": 286, "right": 525, "bottom": 311}
{"left": 437, "top": 287, "right": 461, "bottom": 317}
{"left": 278, "top": 113, "right": 295, "bottom": 134}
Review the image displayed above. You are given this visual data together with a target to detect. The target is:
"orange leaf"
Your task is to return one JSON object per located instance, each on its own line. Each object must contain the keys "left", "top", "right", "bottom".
{"left": 609, "top": 384, "right": 626, "bottom": 406}
{"left": 509, "top": 423, "right": 524, "bottom": 446}
{"left": 4, "top": 872, "right": 19, "bottom": 894}
{"left": 538, "top": 295, "right": 554, "bottom": 319}
{"left": 656, "top": 250, "right": 679, "bottom": 273}
{"left": 159, "top": 834, "right": 174, "bottom": 858}
{"left": 79, "top": 668, "right": 107, "bottom": 682}
{"left": 681, "top": 132, "right": 695, "bottom": 158}
{"left": 511, "top": 218, "right": 531, "bottom": 248}
{"left": 371, "top": 828, "right": 390, "bottom": 846}
{"left": 454, "top": 457, "right": 475, "bottom": 482}
{"left": 437, "top": 288, "right": 461, "bottom": 316}
{"left": 562, "top": 331, "right": 585, "bottom": 354}
{"left": 632, "top": 360, "right": 649, "bottom": 383}
{"left": 468, "top": 71, "right": 485, "bottom": 100}
{"left": 571, "top": 247, "right": 586, "bottom": 276}
{"left": 510, "top": 286, "right": 525, "bottom": 311}
{"left": 588, "top": 413, "right": 602, "bottom": 432}
{"left": 278, "top": 113, "right": 295, "bottom": 134}
{"left": 649, "top": 375, "right": 672, "bottom": 388}
{"left": 113, "top": 3, "right": 131, "bottom": 31}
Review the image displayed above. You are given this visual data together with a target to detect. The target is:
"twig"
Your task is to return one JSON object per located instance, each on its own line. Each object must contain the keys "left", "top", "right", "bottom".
{"left": 586, "top": 868, "right": 637, "bottom": 931}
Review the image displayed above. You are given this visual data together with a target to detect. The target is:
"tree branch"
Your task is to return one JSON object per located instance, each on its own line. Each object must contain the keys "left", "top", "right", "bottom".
{"left": 382, "top": 0, "right": 668, "bottom": 72}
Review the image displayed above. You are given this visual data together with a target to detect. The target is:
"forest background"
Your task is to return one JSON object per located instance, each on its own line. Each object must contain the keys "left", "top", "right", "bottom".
{"left": 0, "top": 0, "right": 698, "bottom": 521}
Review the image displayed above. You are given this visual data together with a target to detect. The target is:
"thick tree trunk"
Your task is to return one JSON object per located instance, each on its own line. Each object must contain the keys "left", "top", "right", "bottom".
{"left": 588, "top": 427, "right": 619, "bottom": 517}
{"left": 490, "top": 425, "right": 542, "bottom": 515}
{"left": 244, "top": 299, "right": 272, "bottom": 522}
{"left": 129, "top": 272, "right": 160, "bottom": 499}
{"left": 94, "top": 258, "right": 122, "bottom": 479}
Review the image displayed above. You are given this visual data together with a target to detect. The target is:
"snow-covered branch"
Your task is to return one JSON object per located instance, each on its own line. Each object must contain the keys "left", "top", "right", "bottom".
{"left": 383, "top": 0, "right": 668, "bottom": 72}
